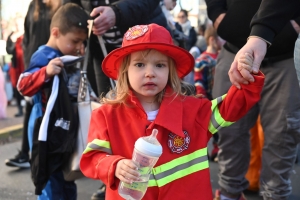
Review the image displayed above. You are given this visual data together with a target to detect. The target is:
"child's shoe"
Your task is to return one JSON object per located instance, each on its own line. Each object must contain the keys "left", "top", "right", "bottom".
{"left": 5, "top": 150, "right": 30, "bottom": 168}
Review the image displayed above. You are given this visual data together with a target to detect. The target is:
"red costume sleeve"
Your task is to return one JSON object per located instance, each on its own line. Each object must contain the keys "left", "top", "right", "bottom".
{"left": 17, "top": 67, "right": 48, "bottom": 96}
{"left": 80, "top": 109, "right": 125, "bottom": 190}
{"left": 219, "top": 71, "right": 264, "bottom": 122}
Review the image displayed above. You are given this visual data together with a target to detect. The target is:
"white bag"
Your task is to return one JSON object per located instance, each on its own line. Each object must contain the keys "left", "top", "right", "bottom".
{"left": 63, "top": 22, "right": 112, "bottom": 181}
{"left": 63, "top": 69, "right": 101, "bottom": 181}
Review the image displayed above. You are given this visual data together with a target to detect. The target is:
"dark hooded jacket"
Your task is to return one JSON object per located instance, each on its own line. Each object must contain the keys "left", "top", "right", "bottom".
{"left": 78, "top": 0, "right": 167, "bottom": 34}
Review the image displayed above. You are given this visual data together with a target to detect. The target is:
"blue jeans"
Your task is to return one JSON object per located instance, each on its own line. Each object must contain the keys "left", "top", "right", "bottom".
{"left": 37, "top": 171, "right": 77, "bottom": 200}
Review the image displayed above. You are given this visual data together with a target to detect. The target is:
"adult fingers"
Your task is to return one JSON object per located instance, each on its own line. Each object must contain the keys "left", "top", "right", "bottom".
{"left": 92, "top": 27, "right": 105, "bottom": 36}
{"left": 252, "top": 55, "right": 263, "bottom": 74}
{"left": 90, "top": 6, "right": 104, "bottom": 18}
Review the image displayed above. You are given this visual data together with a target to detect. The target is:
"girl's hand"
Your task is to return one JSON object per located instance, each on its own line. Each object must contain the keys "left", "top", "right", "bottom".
{"left": 45, "top": 58, "right": 64, "bottom": 79}
{"left": 237, "top": 52, "right": 254, "bottom": 75}
{"left": 115, "top": 159, "right": 140, "bottom": 184}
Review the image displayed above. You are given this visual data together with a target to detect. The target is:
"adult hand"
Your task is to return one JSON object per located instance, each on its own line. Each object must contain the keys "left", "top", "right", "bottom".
{"left": 214, "top": 13, "right": 225, "bottom": 30}
{"left": 115, "top": 159, "right": 140, "bottom": 184}
{"left": 229, "top": 37, "right": 267, "bottom": 89}
{"left": 90, "top": 6, "right": 116, "bottom": 36}
{"left": 10, "top": 31, "right": 23, "bottom": 42}
{"left": 291, "top": 20, "right": 300, "bottom": 33}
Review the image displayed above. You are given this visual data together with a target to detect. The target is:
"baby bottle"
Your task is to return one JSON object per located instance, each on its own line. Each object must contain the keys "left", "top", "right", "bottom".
{"left": 118, "top": 129, "right": 162, "bottom": 200}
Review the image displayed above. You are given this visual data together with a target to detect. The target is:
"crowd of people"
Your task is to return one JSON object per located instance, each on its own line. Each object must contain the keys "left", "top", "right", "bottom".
{"left": 0, "top": 0, "right": 300, "bottom": 200}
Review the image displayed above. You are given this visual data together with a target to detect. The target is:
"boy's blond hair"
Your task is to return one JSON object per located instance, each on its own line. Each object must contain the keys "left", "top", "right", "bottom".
{"left": 101, "top": 50, "right": 194, "bottom": 105}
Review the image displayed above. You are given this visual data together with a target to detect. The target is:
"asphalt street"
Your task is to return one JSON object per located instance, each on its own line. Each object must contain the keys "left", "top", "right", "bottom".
{"left": 1, "top": 139, "right": 300, "bottom": 200}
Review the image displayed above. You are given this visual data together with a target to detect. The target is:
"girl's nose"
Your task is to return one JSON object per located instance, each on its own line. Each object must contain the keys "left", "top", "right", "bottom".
{"left": 145, "top": 66, "right": 155, "bottom": 78}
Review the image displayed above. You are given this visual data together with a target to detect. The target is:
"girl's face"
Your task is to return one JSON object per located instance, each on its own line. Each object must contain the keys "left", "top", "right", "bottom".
{"left": 128, "top": 50, "right": 169, "bottom": 103}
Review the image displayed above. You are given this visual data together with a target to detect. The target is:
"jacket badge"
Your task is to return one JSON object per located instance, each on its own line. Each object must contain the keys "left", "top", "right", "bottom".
{"left": 125, "top": 25, "right": 148, "bottom": 40}
{"left": 168, "top": 131, "right": 190, "bottom": 153}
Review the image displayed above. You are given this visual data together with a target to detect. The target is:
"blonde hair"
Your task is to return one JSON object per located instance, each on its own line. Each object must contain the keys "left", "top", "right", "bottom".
{"left": 101, "top": 49, "right": 194, "bottom": 105}
{"left": 204, "top": 24, "right": 218, "bottom": 45}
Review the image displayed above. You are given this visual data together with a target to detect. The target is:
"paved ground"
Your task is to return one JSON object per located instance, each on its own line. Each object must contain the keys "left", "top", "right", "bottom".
{"left": 0, "top": 104, "right": 24, "bottom": 130}
{"left": 1, "top": 104, "right": 300, "bottom": 199}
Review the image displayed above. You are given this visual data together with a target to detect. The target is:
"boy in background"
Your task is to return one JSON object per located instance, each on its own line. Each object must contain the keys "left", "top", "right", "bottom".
{"left": 17, "top": 3, "right": 89, "bottom": 199}
{"left": 194, "top": 25, "right": 223, "bottom": 161}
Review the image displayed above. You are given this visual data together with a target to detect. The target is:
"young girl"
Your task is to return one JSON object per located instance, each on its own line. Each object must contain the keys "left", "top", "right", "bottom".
{"left": 80, "top": 24, "right": 264, "bottom": 200}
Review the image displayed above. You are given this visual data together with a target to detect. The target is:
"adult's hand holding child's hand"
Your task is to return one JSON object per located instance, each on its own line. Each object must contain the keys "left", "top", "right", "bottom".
{"left": 45, "top": 58, "right": 64, "bottom": 79}
{"left": 229, "top": 37, "right": 267, "bottom": 89}
{"left": 115, "top": 159, "right": 140, "bottom": 184}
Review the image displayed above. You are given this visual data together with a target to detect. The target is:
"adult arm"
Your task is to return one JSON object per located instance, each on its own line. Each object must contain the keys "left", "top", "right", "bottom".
{"left": 22, "top": 2, "right": 34, "bottom": 68}
{"left": 205, "top": 0, "right": 226, "bottom": 30}
{"left": 91, "top": 0, "right": 161, "bottom": 35}
{"left": 250, "top": 0, "right": 300, "bottom": 44}
{"left": 229, "top": 0, "right": 300, "bottom": 89}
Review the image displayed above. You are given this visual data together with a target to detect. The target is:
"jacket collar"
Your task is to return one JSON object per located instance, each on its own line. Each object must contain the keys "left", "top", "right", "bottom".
{"left": 127, "top": 86, "right": 185, "bottom": 137}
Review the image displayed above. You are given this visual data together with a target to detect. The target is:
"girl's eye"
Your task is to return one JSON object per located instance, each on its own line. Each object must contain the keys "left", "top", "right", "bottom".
{"left": 156, "top": 63, "right": 166, "bottom": 68}
{"left": 135, "top": 63, "right": 144, "bottom": 67}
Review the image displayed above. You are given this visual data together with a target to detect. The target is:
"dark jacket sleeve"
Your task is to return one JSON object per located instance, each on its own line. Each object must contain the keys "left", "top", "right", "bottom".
{"left": 250, "top": 0, "right": 300, "bottom": 44}
{"left": 6, "top": 32, "right": 15, "bottom": 54}
{"left": 22, "top": 1, "right": 34, "bottom": 68}
{"left": 205, "top": 0, "right": 227, "bottom": 23}
{"left": 111, "top": 0, "right": 167, "bottom": 34}
{"left": 6, "top": 32, "right": 17, "bottom": 67}
{"left": 188, "top": 27, "right": 197, "bottom": 50}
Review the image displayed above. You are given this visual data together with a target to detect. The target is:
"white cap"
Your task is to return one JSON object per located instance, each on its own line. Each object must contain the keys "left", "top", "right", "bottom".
{"left": 135, "top": 138, "right": 163, "bottom": 157}
{"left": 134, "top": 129, "right": 162, "bottom": 157}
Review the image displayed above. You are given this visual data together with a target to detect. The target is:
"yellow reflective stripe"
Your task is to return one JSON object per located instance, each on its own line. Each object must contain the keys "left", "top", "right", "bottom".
{"left": 211, "top": 94, "right": 226, "bottom": 111}
{"left": 209, "top": 94, "right": 233, "bottom": 134}
{"left": 148, "top": 148, "right": 208, "bottom": 187}
{"left": 83, "top": 139, "right": 112, "bottom": 154}
{"left": 214, "top": 106, "right": 234, "bottom": 127}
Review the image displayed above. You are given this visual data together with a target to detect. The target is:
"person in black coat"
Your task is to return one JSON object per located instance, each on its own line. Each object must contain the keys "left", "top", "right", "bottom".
{"left": 175, "top": 9, "right": 197, "bottom": 51}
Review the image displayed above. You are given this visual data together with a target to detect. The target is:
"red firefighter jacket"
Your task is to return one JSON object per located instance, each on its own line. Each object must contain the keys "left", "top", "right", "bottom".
{"left": 80, "top": 72, "right": 264, "bottom": 200}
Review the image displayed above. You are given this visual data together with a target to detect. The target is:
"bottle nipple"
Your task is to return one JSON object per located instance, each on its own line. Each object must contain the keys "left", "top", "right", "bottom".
{"left": 148, "top": 129, "right": 158, "bottom": 144}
